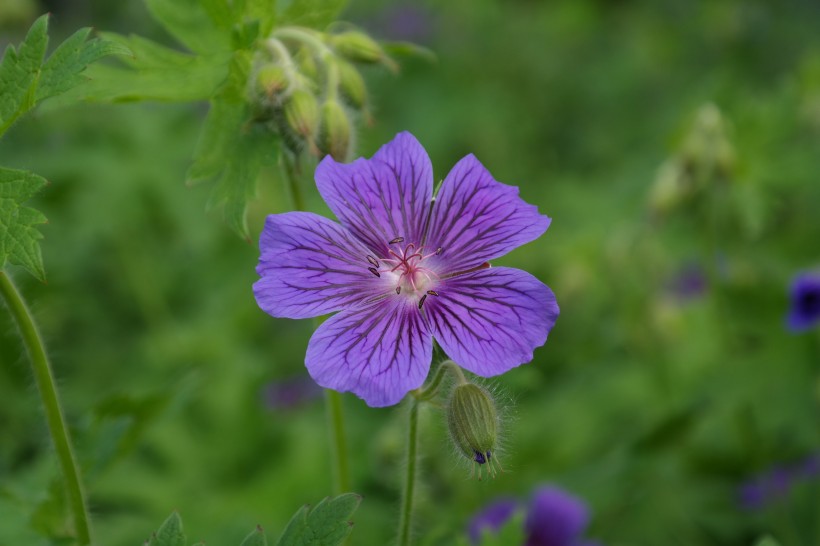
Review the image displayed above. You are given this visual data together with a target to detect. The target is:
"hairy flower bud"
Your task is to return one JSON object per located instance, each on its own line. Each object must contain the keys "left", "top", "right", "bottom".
{"left": 330, "top": 31, "right": 385, "bottom": 64}
{"left": 318, "top": 100, "right": 351, "bottom": 161}
{"left": 255, "top": 64, "right": 289, "bottom": 99}
{"left": 337, "top": 60, "right": 367, "bottom": 110}
{"left": 447, "top": 382, "right": 502, "bottom": 479}
{"left": 284, "top": 89, "right": 319, "bottom": 138}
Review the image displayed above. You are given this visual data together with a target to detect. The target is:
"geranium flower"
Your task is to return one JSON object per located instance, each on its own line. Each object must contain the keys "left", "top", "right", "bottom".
{"left": 786, "top": 272, "right": 820, "bottom": 332}
{"left": 253, "top": 132, "right": 559, "bottom": 407}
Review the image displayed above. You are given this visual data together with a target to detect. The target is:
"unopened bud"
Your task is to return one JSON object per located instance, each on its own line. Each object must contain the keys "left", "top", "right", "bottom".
{"left": 255, "top": 64, "right": 288, "bottom": 98}
{"left": 319, "top": 100, "right": 351, "bottom": 161}
{"left": 295, "top": 47, "right": 319, "bottom": 81}
{"left": 284, "top": 89, "right": 319, "bottom": 138}
{"left": 330, "top": 31, "right": 385, "bottom": 64}
{"left": 447, "top": 382, "right": 502, "bottom": 479}
{"left": 337, "top": 60, "right": 367, "bottom": 110}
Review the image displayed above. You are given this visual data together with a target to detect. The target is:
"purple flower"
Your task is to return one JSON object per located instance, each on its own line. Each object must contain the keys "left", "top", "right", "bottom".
{"left": 468, "top": 498, "right": 520, "bottom": 544}
{"left": 737, "top": 452, "right": 820, "bottom": 511}
{"left": 786, "top": 273, "right": 820, "bottom": 332}
{"left": 468, "top": 486, "right": 598, "bottom": 546}
{"left": 253, "top": 132, "right": 558, "bottom": 407}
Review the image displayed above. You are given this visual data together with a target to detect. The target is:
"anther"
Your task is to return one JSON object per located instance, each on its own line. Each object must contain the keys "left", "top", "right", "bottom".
{"left": 426, "top": 290, "right": 438, "bottom": 296}
{"left": 474, "top": 451, "right": 486, "bottom": 465}
{"left": 418, "top": 294, "right": 428, "bottom": 309}
{"left": 366, "top": 255, "right": 379, "bottom": 267}
{"left": 389, "top": 236, "right": 404, "bottom": 244}
{"left": 395, "top": 286, "right": 401, "bottom": 295}
{"left": 436, "top": 247, "right": 443, "bottom": 255}
{"left": 368, "top": 267, "right": 380, "bottom": 277}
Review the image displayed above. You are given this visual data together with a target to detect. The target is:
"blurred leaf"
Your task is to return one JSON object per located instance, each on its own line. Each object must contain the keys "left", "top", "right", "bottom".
{"left": 753, "top": 536, "right": 781, "bottom": 546}
{"left": 479, "top": 513, "right": 525, "bottom": 546}
{"left": 0, "top": 167, "right": 47, "bottom": 280}
{"left": 0, "top": 14, "right": 48, "bottom": 135}
{"left": 145, "top": 0, "right": 232, "bottom": 55}
{"left": 35, "top": 27, "right": 131, "bottom": 103}
{"left": 235, "top": 0, "right": 277, "bottom": 35}
{"left": 275, "top": 493, "right": 362, "bottom": 546}
{"left": 44, "top": 33, "right": 230, "bottom": 104}
{"left": 382, "top": 41, "right": 437, "bottom": 63}
{"left": 29, "top": 476, "right": 69, "bottom": 540}
{"left": 187, "top": 52, "right": 278, "bottom": 238}
{"left": 240, "top": 525, "right": 268, "bottom": 546}
{"left": 277, "top": 0, "right": 347, "bottom": 29}
{"left": 148, "top": 511, "right": 186, "bottom": 546}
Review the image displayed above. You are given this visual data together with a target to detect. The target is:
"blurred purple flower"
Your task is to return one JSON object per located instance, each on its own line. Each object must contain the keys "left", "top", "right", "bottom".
{"left": 364, "top": 3, "right": 434, "bottom": 43}
{"left": 468, "top": 485, "right": 600, "bottom": 546}
{"left": 737, "top": 452, "right": 820, "bottom": 510}
{"left": 468, "top": 497, "right": 520, "bottom": 544}
{"left": 786, "top": 273, "right": 820, "bottom": 332}
{"left": 253, "top": 132, "right": 558, "bottom": 407}
{"left": 667, "top": 263, "right": 707, "bottom": 301}
{"left": 262, "top": 375, "right": 323, "bottom": 410}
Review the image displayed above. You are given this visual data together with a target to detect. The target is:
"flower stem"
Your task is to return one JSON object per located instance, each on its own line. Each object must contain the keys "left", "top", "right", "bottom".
{"left": 0, "top": 271, "right": 92, "bottom": 545}
{"left": 397, "top": 400, "right": 419, "bottom": 546}
{"left": 279, "top": 154, "right": 351, "bottom": 495}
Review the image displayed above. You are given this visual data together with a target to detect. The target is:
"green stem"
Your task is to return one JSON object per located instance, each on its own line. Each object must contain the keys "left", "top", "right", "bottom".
{"left": 0, "top": 271, "right": 92, "bottom": 545}
{"left": 413, "top": 360, "right": 465, "bottom": 402}
{"left": 279, "top": 154, "right": 351, "bottom": 495}
{"left": 397, "top": 401, "right": 419, "bottom": 546}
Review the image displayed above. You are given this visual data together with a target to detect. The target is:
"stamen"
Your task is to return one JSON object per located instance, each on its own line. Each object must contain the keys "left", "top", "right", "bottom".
{"left": 474, "top": 451, "right": 486, "bottom": 465}
{"left": 395, "top": 286, "right": 401, "bottom": 295}
{"left": 418, "top": 294, "right": 427, "bottom": 309}
{"left": 368, "top": 267, "right": 380, "bottom": 278}
{"left": 366, "top": 255, "right": 379, "bottom": 267}
{"left": 389, "top": 236, "right": 404, "bottom": 244}
{"left": 426, "top": 290, "right": 438, "bottom": 296}
{"left": 436, "top": 247, "right": 443, "bottom": 255}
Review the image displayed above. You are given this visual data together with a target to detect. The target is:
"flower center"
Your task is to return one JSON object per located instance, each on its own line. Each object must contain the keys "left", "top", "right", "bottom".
{"left": 365, "top": 236, "right": 443, "bottom": 308}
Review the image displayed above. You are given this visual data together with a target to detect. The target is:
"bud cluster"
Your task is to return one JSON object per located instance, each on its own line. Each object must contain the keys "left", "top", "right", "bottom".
{"left": 249, "top": 27, "right": 395, "bottom": 161}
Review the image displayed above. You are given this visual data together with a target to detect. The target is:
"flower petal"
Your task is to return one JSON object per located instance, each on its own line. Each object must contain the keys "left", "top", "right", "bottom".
{"left": 253, "top": 212, "right": 379, "bottom": 319}
{"left": 423, "top": 267, "right": 558, "bottom": 376}
{"left": 425, "top": 154, "right": 550, "bottom": 274}
{"left": 315, "top": 131, "right": 433, "bottom": 256}
{"left": 306, "top": 297, "right": 433, "bottom": 407}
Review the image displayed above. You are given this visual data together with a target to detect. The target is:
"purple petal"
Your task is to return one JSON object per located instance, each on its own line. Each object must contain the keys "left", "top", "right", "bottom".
{"left": 315, "top": 132, "right": 433, "bottom": 257}
{"left": 423, "top": 267, "right": 558, "bottom": 377}
{"left": 786, "top": 272, "right": 820, "bottom": 332}
{"left": 425, "top": 154, "right": 550, "bottom": 275}
{"left": 253, "top": 212, "right": 380, "bottom": 319}
{"left": 467, "top": 497, "right": 521, "bottom": 545}
{"left": 305, "top": 297, "right": 432, "bottom": 407}
{"left": 525, "top": 486, "right": 589, "bottom": 546}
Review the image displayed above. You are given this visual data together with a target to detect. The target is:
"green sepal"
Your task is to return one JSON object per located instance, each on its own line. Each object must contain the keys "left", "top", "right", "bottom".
{"left": 275, "top": 493, "right": 362, "bottom": 546}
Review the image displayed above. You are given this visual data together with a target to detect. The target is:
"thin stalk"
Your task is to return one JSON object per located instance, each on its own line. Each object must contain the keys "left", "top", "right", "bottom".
{"left": 397, "top": 400, "right": 419, "bottom": 546}
{"left": 0, "top": 271, "right": 92, "bottom": 545}
{"left": 279, "top": 154, "right": 351, "bottom": 495}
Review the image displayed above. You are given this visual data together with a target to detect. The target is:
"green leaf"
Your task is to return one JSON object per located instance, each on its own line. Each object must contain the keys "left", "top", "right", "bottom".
{"left": 275, "top": 493, "right": 362, "bottom": 546}
{"left": 234, "top": 0, "right": 277, "bottom": 36}
{"left": 35, "top": 27, "right": 131, "bottom": 102}
{"left": 0, "top": 14, "right": 48, "bottom": 135}
{"left": 187, "top": 52, "right": 278, "bottom": 238}
{"left": 382, "top": 41, "right": 437, "bottom": 63}
{"left": 753, "top": 537, "right": 781, "bottom": 546}
{"left": 240, "top": 525, "right": 268, "bottom": 546}
{"left": 145, "top": 0, "right": 232, "bottom": 55}
{"left": 0, "top": 168, "right": 47, "bottom": 281}
{"left": 277, "top": 0, "right": 347, "bottom": 29}
{"left": 43, "top": 34, "right": 231, "bottom": 105}
{"left": 148, "top": 511, "right": 186, "bottom": 546}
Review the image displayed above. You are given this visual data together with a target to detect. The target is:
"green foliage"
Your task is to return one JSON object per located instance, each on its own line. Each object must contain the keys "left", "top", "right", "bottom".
{"left": 0, "top": 14, "right": 129, "bottom": 135}
{"left": 148, "top": 512, "right": 186, "bottom": 546}
{"left": 0, "top": 168, "right": 47, "bottom": 280}
{"left": 276, "top": 493, "right": 361, "bottom": 546}
{"left": 277, "top": 0, "right": 347, "bottom": 28}
{"left": 753, "top": 536, "right": 782, "bottom": 546}
{"left": 240, "top": 526, "right": 268, "bottom": 546}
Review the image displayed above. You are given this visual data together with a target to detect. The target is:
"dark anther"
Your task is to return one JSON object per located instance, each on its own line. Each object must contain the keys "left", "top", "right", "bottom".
{"left": 368, "top": 267, "right": 380, "bottom": 278}
{"left": 486, "top": 450, "right": 492, "bottom": 461}
{"left": 426, "top": 290, "right": 438, "bottom": 296}
{"left": 396, "top": 286, "right": 401, "bottom": 295}
{"left": 418, "top": 294, "right": 428, "bottom": 309}
{"left": 389, "top": 236, "right": 404, "bottom": 244}
{"left": 366, "top": 255, "right": 379, "bottom": 267}
{"left": 436, "top": 247, "right": 443, "bottom": 255}
{"left": 473, "top": 451, "right": 487, "bottom": 465}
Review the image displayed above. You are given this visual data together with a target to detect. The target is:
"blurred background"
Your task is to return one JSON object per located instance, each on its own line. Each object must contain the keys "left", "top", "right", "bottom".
{"left": 1, "top": 0, "right": 819, "bottom": 544}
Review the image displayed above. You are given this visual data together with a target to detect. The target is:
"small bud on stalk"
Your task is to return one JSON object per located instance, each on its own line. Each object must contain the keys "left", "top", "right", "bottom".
{"left": 254, "top": 64, "right": 289, "bottom": 99}
{"left": 319, "top": 100, "right": 352, "bottom": 161}
{"left": 337, "top": 60, "right": 368, "bottom": 110}
{"left": 447, "top": 382, "right": 503, "bottom": 480}
{"left": 284, "top": 89, "right": 320, "bottom": 139}
{"left": 330, "top": 31, "right": 385, "bottom": 64}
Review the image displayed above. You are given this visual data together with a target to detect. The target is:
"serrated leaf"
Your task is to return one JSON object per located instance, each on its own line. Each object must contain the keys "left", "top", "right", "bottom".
{"left": 0, "top": 168, "right": 47, "bottom": 280}
{"left": 240, "top": 525, "right": 268, "bottom": 546}
{"left": 277, "top": 0, "right": 347, "bottom": 29}
{"left": 187, "top": 52, "right": 278, "bottom": 238}
{"left": 275, "top": 493, "right": 362, "bottom": 546}
{"left": 148, "top": 511, "right": 186, "bottom": 546}
{"left": 0, "top": 14, "right": 48, "bottom": 135}
{"left": 35, "top": 28, "right": 131, "bottom": 102}
{"left": 146, "top": 0, "right": 232, "bottom": 55}
{"left": 42, "top": 34, "right": 231, "bottom": 105}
